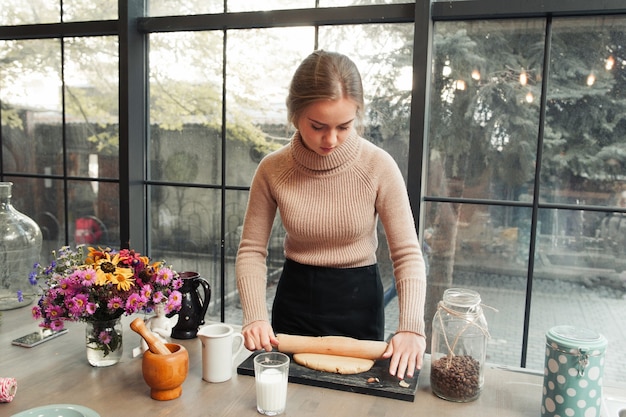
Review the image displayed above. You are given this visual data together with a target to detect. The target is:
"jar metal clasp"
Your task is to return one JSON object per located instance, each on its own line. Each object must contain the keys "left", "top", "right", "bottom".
{"left": 576, "top": 349, "right": 589, "bottom": 377}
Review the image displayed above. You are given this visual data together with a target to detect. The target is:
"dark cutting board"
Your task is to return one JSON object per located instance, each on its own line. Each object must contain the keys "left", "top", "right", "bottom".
{"left": 237, "top": 351, "right": 419, "bottom": 402}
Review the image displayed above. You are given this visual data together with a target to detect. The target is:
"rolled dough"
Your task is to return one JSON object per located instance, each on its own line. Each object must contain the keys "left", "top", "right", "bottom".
{"left": 293, "top": 352, "right": 375, "bottom": 375}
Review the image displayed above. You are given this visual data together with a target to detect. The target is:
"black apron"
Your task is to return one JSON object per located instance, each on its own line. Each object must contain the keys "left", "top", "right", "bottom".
{"left": 271, "top": 258, "right": 385, "bottom": 341}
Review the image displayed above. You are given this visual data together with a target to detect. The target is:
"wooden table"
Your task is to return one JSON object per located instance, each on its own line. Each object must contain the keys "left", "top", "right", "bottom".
{"left": 1, "top": 308, "right": 624, "bottom": 417}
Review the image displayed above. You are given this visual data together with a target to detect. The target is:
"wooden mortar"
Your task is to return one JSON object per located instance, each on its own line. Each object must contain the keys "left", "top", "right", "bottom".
{"left": 142, "top": 343, "right": 189, "bottom": 400}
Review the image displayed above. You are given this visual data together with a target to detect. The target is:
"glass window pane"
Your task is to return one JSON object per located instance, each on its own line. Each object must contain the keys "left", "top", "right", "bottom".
{"left": 1, "top": 39, "right": 62, "bottom": 175}
{"left": 69, "top": 180, "right": 118, "bottom": 247}
{"left": 427, "top": 19, "right": 545, "bottom": 201}
{"left": 149, "top": 185, "right": 222, "bottom": 322}
{"left": 541, "top": 16, "right": 626, "bottom": 206}
{"left": 319, "top": 23, "right": 414, "bottom": 179}
{"left": 149, "top": 31, "right": 224, "bottom": 184}
{"left": 225, "top": 27, "right": 314, "bottom": 187}
{"left": 149, "top": 186, "right": 219, "bottom": 255}
{"left": 92, "top": 180, "right": 119, "bottom": 244}
{"left": 63, "top": 0, "right": 117, "bottom": 21}
{"left": 65, "top": 37, "right": 120, "bottom": 180}
{"left": 148, "top": 0, "right": 223, "bottom": 16}
{"left": 227, "top": 0, "right": 313, "bottom": 13}
{"left": 0, "top": 1, "right": 60, "bottom": 25}
{"left": 223, "top": 189, "right": 286, "bottom": 324}
{"left": 530, "top": 207, "right": 626, "bottom": 385}
{"left": 423, "top": 201, "right": 532, "bottom": 368}
{"left": 7, "top": 177, "right": 65, "bottom": 262}
{"left": 528, "top": 15, "right": 626, "bottom": 385}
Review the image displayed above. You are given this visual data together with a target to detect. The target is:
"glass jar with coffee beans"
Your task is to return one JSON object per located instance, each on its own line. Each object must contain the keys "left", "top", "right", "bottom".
{"left": 430, "top": 288, "right": 489, "bottom": 402}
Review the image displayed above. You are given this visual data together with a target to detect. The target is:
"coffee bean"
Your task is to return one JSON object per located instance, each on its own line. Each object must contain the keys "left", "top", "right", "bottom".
{"left": 430, "top": 354, "right": 481, "bottom": 401}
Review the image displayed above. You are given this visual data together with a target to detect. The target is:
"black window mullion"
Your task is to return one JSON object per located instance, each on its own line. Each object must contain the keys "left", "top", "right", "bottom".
{"left": 520, "top": 14, "right": 553, "bottom": 368}
{"left": 119, "top": 0, "right": 148, "bottom": 252}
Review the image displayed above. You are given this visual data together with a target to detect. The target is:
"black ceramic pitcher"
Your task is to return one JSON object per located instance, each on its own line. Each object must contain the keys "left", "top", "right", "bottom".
{"left": 171, "top": 271, "right": 211, "bottom": 339}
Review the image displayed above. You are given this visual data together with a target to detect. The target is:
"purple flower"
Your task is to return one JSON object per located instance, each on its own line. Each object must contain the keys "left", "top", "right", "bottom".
{"left": 17, "top": 290, "right": 24, "bottom": 302}
{"left": 98, "top": 330, "right": 112, "bottom": 345}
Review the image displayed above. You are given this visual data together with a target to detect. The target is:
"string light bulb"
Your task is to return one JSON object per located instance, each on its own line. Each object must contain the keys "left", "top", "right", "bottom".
{"left": 442, "top": 59, "right": 452, "bottom": 77}
{"left": 525, "top": 91, "right": 534, "bottom": 103}
{"left": 519, "top": 70, "right": 528, "bottom": 86}
{"left": 605, "top": 56, "right": 615, "bottom": 71}
{"left": 471, "top": 69, "right": 481, "bottom": 81}
{"left": 586, "top": 74, "right": 596, "bottom": 86}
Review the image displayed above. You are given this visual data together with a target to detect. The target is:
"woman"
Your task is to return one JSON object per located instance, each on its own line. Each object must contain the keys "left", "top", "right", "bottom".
{"left": 236, "top": 50, "right": 427, "bottom": 379}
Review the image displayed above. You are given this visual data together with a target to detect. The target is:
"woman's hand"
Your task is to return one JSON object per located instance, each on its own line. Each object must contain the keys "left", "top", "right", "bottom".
{"left": 381, "top": 331, "right": 426, "bottom": 380}
{"left": 242, "top": 320, "right": 279, "bottom": 352}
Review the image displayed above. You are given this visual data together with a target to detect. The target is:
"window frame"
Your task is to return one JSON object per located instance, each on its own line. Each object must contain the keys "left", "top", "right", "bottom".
{"left": 1, "top": 0, "right": 626, "bottom": 370}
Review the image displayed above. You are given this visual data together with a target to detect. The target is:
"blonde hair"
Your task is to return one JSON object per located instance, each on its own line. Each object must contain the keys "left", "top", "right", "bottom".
{"left": 286, "top": 50, "right": 365, "bottom": 134}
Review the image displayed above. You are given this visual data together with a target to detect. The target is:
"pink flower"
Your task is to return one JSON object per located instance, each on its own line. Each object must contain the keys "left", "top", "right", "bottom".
{"left": 98, "top": 330, "right": 112, "bottom": 345}
{"left": 152, "top": 290, "right": 165, "bottom": 304}
{"left": 81, "top": 269, "right": 97, "bottom": 286}
{"left": 32, "top": 305, "right": 42, "bottom": 319}
{"left": 58, "top": 277, "right": 75, "bottom": 294}
{"left": 140, "top": 285, "right": 153, "bottom": 301}
{"left": 66, "top": 293, "right": 89, "bottom": 316}
{"left": 46, "top": 305, "right": 64, "bottom": 319}
{"left": 164, "top": 301, "right": 179, "bottom": 314}
{"left": 172, "top": 278, "right": 183, "bottom": 290}
{"left": 107, "top": 297, "right": 123, "bottom": 311}
{"left": 49, "top": 319, "right": 64, "bottom": 331}
{"left": 86, "top": 302, "right": 97, "bottom": 315}
{"left": 125, "top": 293, "right": 144, "bottom": 313}
{"left": 156, "top": 268, "right": 173, "bottom": 285}
{"left": 168, "top": 290, "right": 182, "bottom": 310}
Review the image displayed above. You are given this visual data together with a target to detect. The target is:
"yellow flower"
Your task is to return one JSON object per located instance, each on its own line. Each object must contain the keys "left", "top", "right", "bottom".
{"left": 93, "top": 252, "right": 135, "bottom": 291}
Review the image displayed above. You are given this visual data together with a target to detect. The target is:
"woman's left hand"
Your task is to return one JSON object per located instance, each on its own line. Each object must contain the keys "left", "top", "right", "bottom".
{"left": 381, "top": 331, "right": 426, "bottom": 380}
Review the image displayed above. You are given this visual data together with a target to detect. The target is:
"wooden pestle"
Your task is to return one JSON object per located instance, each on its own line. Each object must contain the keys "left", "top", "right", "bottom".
{"left": 130, "top": 317, "right": 172, "bottom": 355}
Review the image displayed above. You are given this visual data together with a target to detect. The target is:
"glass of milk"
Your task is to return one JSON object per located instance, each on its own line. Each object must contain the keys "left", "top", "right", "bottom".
{"left": 254, "top": 352, "right": 290, "bottom": 415}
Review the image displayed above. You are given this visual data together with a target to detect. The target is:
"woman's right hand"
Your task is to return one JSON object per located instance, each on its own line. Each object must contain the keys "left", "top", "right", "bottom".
{"left": 242, "top": 320, "right": 279, "bottom": 352}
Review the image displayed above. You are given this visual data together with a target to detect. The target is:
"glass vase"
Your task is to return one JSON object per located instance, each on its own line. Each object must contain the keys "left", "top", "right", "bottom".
{"left": 85, "top": 317, "right": 123, "bottom": 367}
{"left": 0, "top": 182, "right": 43, "bottom": 311}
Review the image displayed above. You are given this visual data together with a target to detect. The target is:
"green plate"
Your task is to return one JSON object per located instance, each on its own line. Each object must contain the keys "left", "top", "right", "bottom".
{"left": 11, "top": 404, "right": 100, "bottom": 417}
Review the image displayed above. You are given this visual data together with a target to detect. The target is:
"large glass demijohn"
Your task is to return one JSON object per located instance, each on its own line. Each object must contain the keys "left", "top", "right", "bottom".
{"left": 0, "top": 182, "right": 43, "bottom": 310}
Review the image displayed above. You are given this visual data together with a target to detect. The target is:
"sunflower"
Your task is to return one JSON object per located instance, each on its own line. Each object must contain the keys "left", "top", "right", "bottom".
{"left": 92, "top": 251, "right": 135, "bottom": 291}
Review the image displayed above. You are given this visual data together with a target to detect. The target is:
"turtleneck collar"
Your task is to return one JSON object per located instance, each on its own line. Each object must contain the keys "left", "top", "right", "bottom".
{"left": 290, "top": 130, "right": 362, "bottom": 176}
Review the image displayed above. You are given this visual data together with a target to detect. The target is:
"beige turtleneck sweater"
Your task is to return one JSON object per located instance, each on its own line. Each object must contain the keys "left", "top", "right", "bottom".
{"left": 236, "top": 131, "right": 426, "bottom": 336}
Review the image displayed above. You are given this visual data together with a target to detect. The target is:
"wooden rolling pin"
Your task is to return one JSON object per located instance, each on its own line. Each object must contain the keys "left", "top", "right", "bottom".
{"left": 130, "top": 317, "right": 171, "bottom": 355}
{"left": 276, "top": 334, "right": 388, "bottom": 360}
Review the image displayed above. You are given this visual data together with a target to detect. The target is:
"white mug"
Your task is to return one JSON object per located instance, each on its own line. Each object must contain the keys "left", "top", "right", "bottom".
{"left": 197, "top": 323, "right": 245, "bottom": 383}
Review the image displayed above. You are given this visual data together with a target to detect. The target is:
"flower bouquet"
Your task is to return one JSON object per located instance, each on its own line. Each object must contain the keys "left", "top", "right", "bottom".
{"left": 30, "top": 246, "right": 182, "bottom": 364}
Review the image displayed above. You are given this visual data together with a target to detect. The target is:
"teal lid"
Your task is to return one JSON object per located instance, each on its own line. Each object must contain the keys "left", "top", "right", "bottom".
{"left": 546, "top": 325, "right": 607, "bottom": 352}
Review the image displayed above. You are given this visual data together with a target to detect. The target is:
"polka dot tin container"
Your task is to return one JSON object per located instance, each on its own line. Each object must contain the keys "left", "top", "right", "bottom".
{"left": 541, "top": 325, "right": 607, "bottom": 417}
